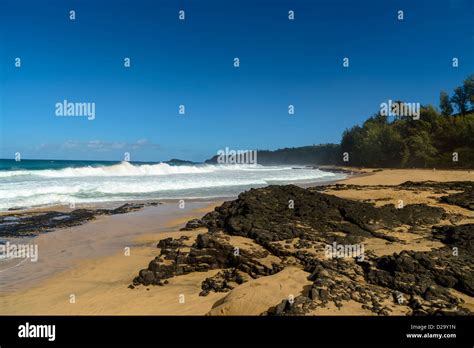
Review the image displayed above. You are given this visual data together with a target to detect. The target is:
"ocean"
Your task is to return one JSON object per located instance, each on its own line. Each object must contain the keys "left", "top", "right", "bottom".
{"left": 0, "top": 159, "right": 345, "bottom": 211}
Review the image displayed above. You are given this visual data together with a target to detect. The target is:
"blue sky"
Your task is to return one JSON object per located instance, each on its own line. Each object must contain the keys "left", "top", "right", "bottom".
{"left": 1, "top": 0, "right": 473, "bottom": 162}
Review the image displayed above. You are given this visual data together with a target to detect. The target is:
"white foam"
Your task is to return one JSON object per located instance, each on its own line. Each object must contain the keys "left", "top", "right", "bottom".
{"left": 0, "top": 162, "right": 295, "bottom": 178}
{"left": 0, "top": 164, "right": 344, "bottom": 210}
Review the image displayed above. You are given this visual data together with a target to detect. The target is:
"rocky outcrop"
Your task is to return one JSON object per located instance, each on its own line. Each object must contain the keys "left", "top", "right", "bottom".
{"left": 132, "top": 183, "right": 473, "bottom": 316}
{"left": 441, "top": 189, "right": 474, "bottom": 210}
{"left": 0, "top": 202, "right": 160, "bottom": 237}
{"left": 199, "top": 269, "right": 246, "bottom": 296}
{"left": 198, "top": 185, "right": 445, "bottom": 243}
{"left": 133, "top": 232, "right": 282, "bottom": 286}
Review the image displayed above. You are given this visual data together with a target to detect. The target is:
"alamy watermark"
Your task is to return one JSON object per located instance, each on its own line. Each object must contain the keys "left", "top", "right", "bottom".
{"left": 217, "top": 147, "right": 257, "bottom": 165}
{"left": 55, "top": 99, "right": 95, "bottom": 120}
{"left": 325, "top": 242, "right": 365, "bottom": 261}
{"left": 0, "top": 242, "right": 38, "bottom": 262}
{"left": 18, "top": 322, "right": 55, "bottom": 341}
{"left": 380, "top": 99, "right": 420, "bottom": 120}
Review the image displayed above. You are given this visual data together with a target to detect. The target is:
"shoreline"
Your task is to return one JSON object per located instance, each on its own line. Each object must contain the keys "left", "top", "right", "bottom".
{"left": 0, "top": 172, "right": 349, "bottom": 237}
{"left": 0, "top": 200, "right": 223, "bottom": 294}
{"left": 0, "top": 165, "right": 353, "bottom": 216}
{"left": 0, "top": 168, "right": 472, "bottom": 315}
{"left": 0, "top": 201, "right": 233, "bottom": 315}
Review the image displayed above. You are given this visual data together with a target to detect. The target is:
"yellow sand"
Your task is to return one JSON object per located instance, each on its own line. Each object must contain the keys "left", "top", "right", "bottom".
{"left": 208, "top": 267, "right": 311, "bottom": 315}
{"left": 342, "top": 168, "right": 473, "bottom": 186}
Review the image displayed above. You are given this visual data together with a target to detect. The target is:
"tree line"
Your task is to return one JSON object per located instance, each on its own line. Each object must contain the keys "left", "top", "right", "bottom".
{"left": 340, "top": 75, "right": 474, "bottom": 168}
{"left": 205, "top": 75, "right": 473, "bottom": 168}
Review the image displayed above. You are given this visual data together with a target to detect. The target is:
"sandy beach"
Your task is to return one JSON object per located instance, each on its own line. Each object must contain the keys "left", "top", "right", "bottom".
{"left": 1, "top": 168, "right": 472, "bottom": 315}
{"left": 0, "top": 201, "right": 230, "bottom": 314}
{"left": 339, "top": 168, "right": 473, "bottom": 185}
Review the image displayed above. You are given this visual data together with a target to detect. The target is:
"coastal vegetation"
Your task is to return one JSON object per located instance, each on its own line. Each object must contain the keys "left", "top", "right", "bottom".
{"left": 209, "top": 75, "right": 474, "bottom": 168}
{"left": 340, "top": 74, "right": 474, "bottom": 168}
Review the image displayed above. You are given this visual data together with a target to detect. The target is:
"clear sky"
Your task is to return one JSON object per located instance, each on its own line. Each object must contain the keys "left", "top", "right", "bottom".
{"left": 1, "top": 0, "right": 473, "bottom": 162}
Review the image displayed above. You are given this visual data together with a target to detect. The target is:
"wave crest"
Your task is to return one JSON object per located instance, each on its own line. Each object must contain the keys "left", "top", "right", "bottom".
{"left": 0, "top": 162, "right": 264, "bottom": 178}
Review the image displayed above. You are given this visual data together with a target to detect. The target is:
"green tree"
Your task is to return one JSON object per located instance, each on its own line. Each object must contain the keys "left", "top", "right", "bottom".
{"left": 451, "top": 86, "right": 468, "bottom": 116}
{"left": 439, "top": 91, "right": 453, "bottom": 116}
{"left": 405, "top": 130, "right": 438, "bottom": 167}
{"left": 464, "top": 74, "right": 474, "bottom": 107}
{"left": 323, "top": 75, "right": 473, "bottom": 168}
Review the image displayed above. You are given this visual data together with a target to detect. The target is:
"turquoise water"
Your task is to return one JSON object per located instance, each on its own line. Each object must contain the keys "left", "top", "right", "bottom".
{"left": 0, "top": 159, "right": 160, "bottom": 171}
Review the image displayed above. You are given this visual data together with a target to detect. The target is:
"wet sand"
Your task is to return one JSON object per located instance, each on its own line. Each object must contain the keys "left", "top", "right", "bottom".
{"left": 0, "top": 201, "right": 222, "bottom": 293}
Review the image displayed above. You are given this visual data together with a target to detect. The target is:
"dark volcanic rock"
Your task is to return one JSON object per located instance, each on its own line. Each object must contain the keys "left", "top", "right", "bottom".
{"left": 199, "top": 185, "right": 445, "bottom": 244}
{"left": 432, "top": 224, "right": 474, "bottom": 252}
{"left": 133, "top": 232, "right": 282, "bottom": 286}
{"left": 131, "top": 184, "right": 473, "bottom": 316}
{"left": 199, "top": 269, "right": 246, "bottom": 296}
{"left": 103, "top": 203, "right": 146, "bottom": 215}
{"left": 364, "top": 224, "right": 474, "bottom": 307}
{"left": 0, "top": 202, "right": 161, "bottom": 238}
{"left": 0, "top": 210, "right": 97, "bottom": 237}
{"left": 441, "top": 189, "right": 474, "bottom": 210}
{"left": 180, "top": 219, "right": 205, "bottom": 231}
{"left": 157, "top": 236, "right": 189, "bottom": 250}
{"left": 397, "top": 181, "right": 474, "bottom": 211}
{"left": 266, "top": 295, "right": 316, "bottom": 316}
